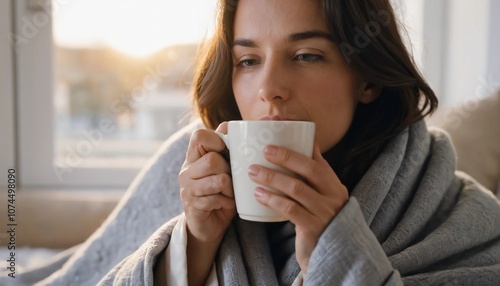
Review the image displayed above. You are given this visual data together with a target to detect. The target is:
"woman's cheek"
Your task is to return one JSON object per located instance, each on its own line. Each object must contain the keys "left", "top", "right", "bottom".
{"left": 233, "top": 83, "right": 257, "bottom": 119}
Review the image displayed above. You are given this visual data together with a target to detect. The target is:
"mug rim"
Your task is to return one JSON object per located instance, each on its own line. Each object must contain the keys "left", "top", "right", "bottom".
{"left": 227, "top": 120, "right": 315, "bottom": 125}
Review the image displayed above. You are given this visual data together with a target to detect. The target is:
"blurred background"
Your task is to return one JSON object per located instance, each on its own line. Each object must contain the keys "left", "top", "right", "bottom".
{"left": 2, "top": 0, "right": 218, "bottom": 190}
{"left": 0, "top": 0, "right": 499, "bottom": 265}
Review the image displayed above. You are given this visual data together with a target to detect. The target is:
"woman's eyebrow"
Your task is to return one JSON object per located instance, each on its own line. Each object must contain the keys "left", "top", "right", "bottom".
{"left": 233, "top": 39, "right": 257, "bottom": 48}
{"left": 288, "top": 30, "right": 334, "bottom": 42}
{"left": 232, "top": 30, "right": 333, "bottom": 48}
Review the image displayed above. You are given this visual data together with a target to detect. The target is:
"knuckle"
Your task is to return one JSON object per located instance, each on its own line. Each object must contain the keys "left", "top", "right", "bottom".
{"left": 180, "top": 187, "right": 191, "bottom": 203}
{"left": 289, "top": 179, "right": 304, "bottom": 197}
{"left": 282, "top": 200, "right": 299, "bottom": 216}
{"left": 263, "top": 169, "right": 275, "bottom": 183}
{"left": 214, "top": 173, "right": 227, "bottom": 187}
{"left": 178, "top": 166, "right": 189, "bottom": 182}
{"left": 190, "top": 129, "right": 207, "bottom": 143}
{"left": 190, "top": 129, "right": 212, "bottom": 156}
{"left": 205, "top": 153, "right": 228, "bottom": 176}
{"left": 219, "top": 173, "right": 231, "bottom": 187}
{"left": 180, "top": 187, "right": 187, "bottom": 200}
{"left": 203, "top": 152, "right": 219, "bottom": 170}
{"left": 280, "top": 148, "right": 292, "bottom": 162}
{"left": 304, "top": 159, "right": 319, "bottom": 176}
{"left": 212, "top": 173, "right": 231, "bottom": 192}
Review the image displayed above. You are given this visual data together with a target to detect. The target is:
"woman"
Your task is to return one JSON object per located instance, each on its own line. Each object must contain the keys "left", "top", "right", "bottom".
{"left": 98, "top": 0, "right": 500, "bottom": 285}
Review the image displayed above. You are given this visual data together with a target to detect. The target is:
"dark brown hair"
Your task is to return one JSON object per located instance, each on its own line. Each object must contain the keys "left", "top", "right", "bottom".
{"left": 192, "top": 0, "right": 438, "bottom": 191}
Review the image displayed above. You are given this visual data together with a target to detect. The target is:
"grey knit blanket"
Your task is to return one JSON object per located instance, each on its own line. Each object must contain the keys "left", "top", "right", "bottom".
{"left": 3, "top": 120, "right": 500, "bottom": 285}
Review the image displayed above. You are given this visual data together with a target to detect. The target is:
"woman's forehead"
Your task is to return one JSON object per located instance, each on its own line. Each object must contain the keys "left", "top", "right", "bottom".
{"left": 233, "top": 0, "right": 328, "bottom": 38}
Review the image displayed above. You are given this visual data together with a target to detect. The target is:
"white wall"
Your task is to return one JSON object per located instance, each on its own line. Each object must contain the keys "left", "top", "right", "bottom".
{"left": 0, "top": 0, "right": 16, "bottom": 187}
{"left": 442, "top": 0, "right": 491, "bottom": 107}
{"left": 394, "top": 0, "right": 426, "bottom": 70}
{"left": 487, "top": 0, "right": 500, "bottom": 87}
{"left": 400, "top": 0, "right": 495, "bottom": 108}
{"left": 421, "top": 0, "right": 448, "bottom": 102}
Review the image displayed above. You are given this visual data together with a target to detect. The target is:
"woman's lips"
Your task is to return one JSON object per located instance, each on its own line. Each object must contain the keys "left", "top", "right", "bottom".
{"left": 259, "top": 115, "right": 295, "bottom": 120}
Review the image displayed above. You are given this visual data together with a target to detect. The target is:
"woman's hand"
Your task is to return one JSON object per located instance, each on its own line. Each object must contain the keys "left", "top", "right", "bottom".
{"left": 248, "top": 144, "right": 348, "bottom": 275}
{"left": 179, "top": 123, "right": 236, "bottom": 286}
{"left": 179, "top": 122, "right": 236, "bottom": 243}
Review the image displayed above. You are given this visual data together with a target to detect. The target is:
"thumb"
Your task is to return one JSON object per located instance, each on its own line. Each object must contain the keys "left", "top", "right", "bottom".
{"left": 215, "top": 121, "right": 229, "bottom": 134}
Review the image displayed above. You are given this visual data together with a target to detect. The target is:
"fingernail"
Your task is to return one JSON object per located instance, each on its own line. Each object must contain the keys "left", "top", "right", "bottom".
{"left": 248, "top": 165, "right": 260, "bottom": 176}
{"left": 264, "top": 145, "right": 277, "bottom": 155}
{"left": 254, "top": 188, "right": 265, "bottom": 199}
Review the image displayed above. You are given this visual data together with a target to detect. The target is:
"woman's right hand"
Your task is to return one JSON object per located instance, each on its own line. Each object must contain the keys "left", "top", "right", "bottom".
{"left": 179, "top": 122, "right": 236, "bottom": 245}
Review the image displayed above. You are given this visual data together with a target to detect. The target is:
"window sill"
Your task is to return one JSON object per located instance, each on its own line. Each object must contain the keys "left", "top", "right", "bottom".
{"left": 0, "top": 187, "right": 123, "bottom": 249}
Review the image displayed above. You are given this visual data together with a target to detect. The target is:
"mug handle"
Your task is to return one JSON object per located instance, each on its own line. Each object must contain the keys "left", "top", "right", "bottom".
{"left": 215, "top": 131, "right": 229, "bottom": 148}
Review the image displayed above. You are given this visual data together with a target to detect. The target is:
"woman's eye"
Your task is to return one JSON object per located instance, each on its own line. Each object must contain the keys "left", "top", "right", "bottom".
{"left": 295, "top": 53, "right": 322, "bottom": 63}
{"left": 237, "top": 59, "right": 260, "bottom": 67}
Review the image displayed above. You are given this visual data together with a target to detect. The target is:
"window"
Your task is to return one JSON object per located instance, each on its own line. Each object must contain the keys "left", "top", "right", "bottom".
{"left": 12, "top": 0, "right": 216, "bottom": 188}
{"left": 52, "top": 0, "right": 217, "bottom": 165}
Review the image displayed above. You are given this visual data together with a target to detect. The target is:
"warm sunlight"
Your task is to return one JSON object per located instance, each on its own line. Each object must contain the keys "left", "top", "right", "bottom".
{"left": 53, "top": 0, "right": 217, "bottom": 57}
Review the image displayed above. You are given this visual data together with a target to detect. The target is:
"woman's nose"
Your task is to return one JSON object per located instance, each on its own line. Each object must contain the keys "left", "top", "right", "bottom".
{"left": 258, "top": 58, "right": 291, "bottom": 103}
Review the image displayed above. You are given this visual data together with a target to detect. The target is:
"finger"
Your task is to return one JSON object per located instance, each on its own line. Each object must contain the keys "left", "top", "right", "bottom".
{"left": 185, "top": 151, "right": 231, "bottom": 180}
{"left": 254, "top": 187, "right": 314, "bottom": 226}
{"left": 186, "top": 129, "right": 226, "bottom": 163}
{"left": 215, "top": 121, "right": 228, "bottom": 134}
{"left": 263, "top": 144, "right": 340, "bottom": 194}
{"left": 189, "top": 194, "right": 236, "bottom": 212}
{"left": 182, "top": 173, "right": 233, "bottom": 198}
{"left": 248, "top": 164, "right": 321, "bottom": 211}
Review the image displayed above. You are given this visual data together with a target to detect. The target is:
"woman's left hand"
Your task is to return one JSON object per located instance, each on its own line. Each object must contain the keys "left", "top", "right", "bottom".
{"left": 248, "top": 144, "right": 349, "bottom": 275}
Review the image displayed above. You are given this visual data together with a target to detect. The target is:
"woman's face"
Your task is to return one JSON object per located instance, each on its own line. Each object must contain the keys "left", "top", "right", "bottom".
{"left": 232, "top": 0, "right": 377, "bottom": 152}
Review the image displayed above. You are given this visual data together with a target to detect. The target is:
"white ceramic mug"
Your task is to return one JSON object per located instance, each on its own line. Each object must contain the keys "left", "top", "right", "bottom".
{"left": 216, "top": 120, "right": 315, "bottom": 222}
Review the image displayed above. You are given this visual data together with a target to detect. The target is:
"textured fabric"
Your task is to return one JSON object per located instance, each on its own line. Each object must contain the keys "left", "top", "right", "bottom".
{"left": 162, "top": 215, "right": 299, "bottom": 285}
{"left": 96, "top": 120, "right": 500, "bottom": 285}
{"left": 0, "top": 121, "right": 198, "bottom": 286}
{"left": 429, "top": 89, "right": 500, "bottom": 193}
{"left": 164, "top": 214, "right": 190, "bottom": 286}
{"left": 3, "top": 119, "right": 500, "bottom": 285}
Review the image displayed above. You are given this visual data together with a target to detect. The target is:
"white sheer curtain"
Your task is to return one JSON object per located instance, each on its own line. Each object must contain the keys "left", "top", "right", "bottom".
{"left": 394, "top": 0, "right": 497, "bottom": 108}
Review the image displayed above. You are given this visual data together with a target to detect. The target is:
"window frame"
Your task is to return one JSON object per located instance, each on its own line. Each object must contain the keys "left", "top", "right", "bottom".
{"left": 0, "top": 0, "right": 16, "bottom": 187}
